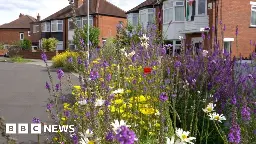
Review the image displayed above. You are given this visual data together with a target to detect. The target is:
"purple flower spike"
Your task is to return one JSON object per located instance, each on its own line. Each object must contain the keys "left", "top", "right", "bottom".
{"left": 32, "top": 117, "right": 40, "bottom": 123}
{"left": 116, "top": 126, "right": 137, "bottom": 144}
{"left": 228, "top": 122, "right": 241, "bottom": 143}
{"left": 90, "top": 70, "right": 99, "bottom": 80}
{"left": 106, "top": 131, "right": 114, "bottom": 142}
{"left": 55, "top": 83, "right": 60, "bottom": 91}
{"left": 236, "top": 25, "right": 238, "bottom": 36}
{"left": 67, "top": 57, "right": 73, "bottom": 63}
{"left": 57, "top": 69, "right": 64, "bottom": 80}
{"left": 45, "top": 82, "right": 50, "bottom": 90}
{"left": 241, "top": 106, "right": 251, "bottom": 121}
{"left": 174, "top": 61, "right": 182, "bottom": 68}
{"left": 77, "top": 57, "right": 82, "bottom": 65}
{"left": 41, "top": 53, "right": 47, "bottom": 62}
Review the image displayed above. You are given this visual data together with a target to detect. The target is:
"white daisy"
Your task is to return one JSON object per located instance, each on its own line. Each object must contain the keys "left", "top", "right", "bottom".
{"left": 166, "top": 136, "right": 183, "bottom": 144}
{"left": 176, "top": 128, "right": 196, "bottom": 144}
{"left": 79, "top": 129, "right": 93, "bottom": 144}
{"left": 95, "top": 99, "right": 105, "bottom": 107}
{"left": 202, "top": 103, "right": 216, "bottom": 113}
{"left": 112, "top": 88, "right": 124, "bottom": 94}
{"left": 209, "top": 112, "right": 226, "bottom": 123}
{"left": 111, "top": 119, "right": 131, "bottom": 133}
{"left": 78, "top": 99, "right": 87, "bottom": 105}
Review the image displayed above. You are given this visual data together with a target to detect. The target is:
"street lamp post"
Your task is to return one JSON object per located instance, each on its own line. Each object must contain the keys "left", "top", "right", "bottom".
{"left": 87, "top": 0, "right": 90, "bottom": 64}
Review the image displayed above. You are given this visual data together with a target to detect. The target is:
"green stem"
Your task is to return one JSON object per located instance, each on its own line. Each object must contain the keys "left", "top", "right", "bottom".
{"left": 213, "top": 121, "right": 228, "bottom": 144}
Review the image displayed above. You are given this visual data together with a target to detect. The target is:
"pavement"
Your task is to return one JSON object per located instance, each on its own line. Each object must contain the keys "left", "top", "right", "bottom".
{"left": 0, "top": 61, "right": 78, "bottom": 143}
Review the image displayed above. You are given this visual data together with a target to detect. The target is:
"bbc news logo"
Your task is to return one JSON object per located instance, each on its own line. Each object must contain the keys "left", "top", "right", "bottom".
{"left": 6, "top": 123, "right": 75, "bottom": 134}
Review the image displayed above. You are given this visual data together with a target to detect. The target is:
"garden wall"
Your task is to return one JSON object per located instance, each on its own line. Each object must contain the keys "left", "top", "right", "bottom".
{"left": 18, "top": 50, "right": 65, "bottom": 60}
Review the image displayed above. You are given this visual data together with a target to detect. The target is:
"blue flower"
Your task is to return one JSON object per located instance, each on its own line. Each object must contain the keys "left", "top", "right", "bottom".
{"left": 57, "top": 69, "right": 64, "bottom": 80}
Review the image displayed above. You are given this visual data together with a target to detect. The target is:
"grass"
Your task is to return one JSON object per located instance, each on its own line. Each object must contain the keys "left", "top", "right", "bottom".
{"left": 9, "top": 56, "right": 33, "bottom": 63}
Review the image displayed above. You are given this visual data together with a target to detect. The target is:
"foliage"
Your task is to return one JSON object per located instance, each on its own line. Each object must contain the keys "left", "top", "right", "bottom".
{"left": 42, "top": 38, "right": 58, "bottom": 52}
{"left": 10, "top": 56, "right": 32, "bottom": 63}
{"left": 52, "top": 51, "right": 80, "bottom": 72}
{"left": 0, "top": 43, "right": 4, "bottom": 50}
{"left": 19, "top": 39, "right": 32, "bottom": 50}
{"left": 7, "top": 46, "right": 21, "bottom": 57}
{"left": 73, "top": 25, "right": 100, "bottom": 50}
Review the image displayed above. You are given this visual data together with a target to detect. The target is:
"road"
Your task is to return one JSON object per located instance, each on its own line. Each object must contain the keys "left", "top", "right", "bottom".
{"left": 0, "top": 62, "right": 78, "bottom": 144}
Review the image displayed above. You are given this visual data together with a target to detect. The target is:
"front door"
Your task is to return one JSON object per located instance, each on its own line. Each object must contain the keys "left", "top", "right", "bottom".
{"left": 191, "top": 37, "right": 203, "bottom": 55}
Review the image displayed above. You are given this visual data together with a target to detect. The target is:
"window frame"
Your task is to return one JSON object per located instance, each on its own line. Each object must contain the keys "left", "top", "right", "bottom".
{"left": 196, "top": 0, "right": 207, "bottom": 15}
{"left": 223, "top": 38, "right": 234, "bottom": 54}
{"left": 174, "top": 1, "right": 185, "bottom": 22}
{"left": 41, "top": 22, "right": 50, "bottom": 32}
{"left": 51, "top": 20, "right": 63, "bottom": 32}
{"left": 163, "top": 0, "right": 174, "bottom": 24}
{"left": 250, "top": 2, "right": 256, "bottom": 27}
{"left": 20, "top": 32, "right": 24, "bottom": 40}
{"left": 82, "top": 16, "right": 93, "bottom": 27}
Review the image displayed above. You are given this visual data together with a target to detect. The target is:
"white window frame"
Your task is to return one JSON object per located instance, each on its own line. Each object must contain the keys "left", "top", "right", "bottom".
{"left": 148, "top": 8, "right": 155, "bottom": 24}
{"left": 20, "top": 32, "right": 24, "bottom": 40}
{"left": 250, "top": 2, "right": 256, "bottom": 27}
{"left": 51, "top": 20, "right": 63, "bottom": 32}
{"left": 28, "top": 31, "right": 30, "bottom": 36}
{"left": 163, "top": 0, "right": 174, "bottom": 24}
{"left": 82, "top": 16, "right": 93, "bottom": 27}
{"left": 33, "top": 25, "right": 39, "bottom": 33}
{"left": 69, "top": 41, "right": 77, "bottom": 50}
{"left": 223, "top": 38, "right": 234, "bottom": 54}
{"left": 195, "top": 0, "right": 207, "bottom": 16}
{"left": 139, "top": 8, "right": 155, "bottom": 29}
{"left": 174, "top": 1, "right": 185, "bottom": 22}
{"left": 41, "top": 22, "right": 50, "bottom": 32}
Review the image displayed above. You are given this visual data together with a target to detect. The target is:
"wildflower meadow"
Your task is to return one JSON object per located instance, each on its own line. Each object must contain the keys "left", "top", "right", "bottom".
{"left": 28, "top": 1, "right": 256, "bottom": 144}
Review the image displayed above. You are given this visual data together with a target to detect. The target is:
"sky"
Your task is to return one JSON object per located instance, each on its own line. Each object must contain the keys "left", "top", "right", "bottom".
{"left": 0, "top": 0, "right": 144, "bottom": 25}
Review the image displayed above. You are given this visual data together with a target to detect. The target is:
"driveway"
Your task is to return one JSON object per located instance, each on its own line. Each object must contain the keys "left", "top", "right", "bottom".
{"left": 0, "top": 62, "right": 78, "bottom": 143}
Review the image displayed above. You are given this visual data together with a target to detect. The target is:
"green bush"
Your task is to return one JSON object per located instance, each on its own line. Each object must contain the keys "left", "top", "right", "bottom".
{"left": 0, "top": 43, "right": 4, "bottom": 50}
{"left": 42, "top": 38, "right": 58, "bottom": 52}
{"left": 19, "top": 39, "right": 32, "bottom": 50}
{"left": 52, "top": 51, "right": 79, "bottom": 71}
{"left": 73, "top": 25, "right": 100, "bottom": 49}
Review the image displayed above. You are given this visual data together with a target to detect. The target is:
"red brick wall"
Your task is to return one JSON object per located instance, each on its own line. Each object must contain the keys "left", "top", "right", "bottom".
{"left": 0, "top": 29, "right": 31, "bottom": 45}
{"left": 30, "top": 23, "right": 41, "bottom": 44}
{"left": 98, "top": 15, "right": 127, "bottom": 46}
{"left": 212, "top": 0, "right": 256, "bottom": 58}
{"left": 17, "top": 50, "right": 65, "bottom": 60}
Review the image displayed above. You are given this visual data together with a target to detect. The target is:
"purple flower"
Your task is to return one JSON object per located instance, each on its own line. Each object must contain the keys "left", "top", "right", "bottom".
{"left": 223, "top": 24, "right": 226, "bottom": 31}
{"left": 84, "top": 60, "right": 89, "bottom": 68}
{"left": 174, "top": 61, "right": 182, "bottom": 68}
{"left": 201, "top": 33, "right": 205, "bottom": 39}
{"left": 77, "top": 57, "right": 82, "bottom": 64}
{"left": 67, "top": 57, "right": 73, "bottom": 63}
{"left": 116, "top": 126, "right": 137, "bottom": 144}
{"left": 64, "top": 110, "right": 70, "bottom": 117}
{"left": 250, "top": 40, "right": 252, "bottom": 45}
{"left": 219, "top": 20, "right": 222, "bottom": 25}
{"left": 46, "top": 103, "right": 52, "bottom": 110}
{"left": 41, "top": 53, "right": 47, "bottom": 62}
{"left": 106, "top": 131, "right": 114, "bottom": 142}
{"left": 103, "top": 61, "right": 109, "bottom": 67}
{"left": 236, "top": 25, "right": 238, "bottom": 36}
{"left": 55, "top": 83, "right": 60, "bottom": 91}
{"left": 204, "top": 26, "right": 210, "bottom": 30}
{"left": 228, "top": 123, "right": 241, "bottom": 143}
{"left": 80, "top": 38, "right": 85, "bottom": 47}
{"left": 159, "top": 92, "right": 168, "bottom": 102}
{"left": 90, "top": 70, "right": 99, "bottom": 80}
{"left": 106, "top": 74, "right": 112, "bottom": 81}
{"left": 241, "top": 106, "right": 251, "bottom": 121}
{"left": 45, "top": 82, "right": 50, "bottom": 90}
{"left": 212, "top": 25, "right": 215, "bottom": 31}
{"left": 57, "top": 69, "right": 64, "bottom": 80}
{"left": 32, "top": 117, "right": 40, "bottom": 123}
{"left": 72, "top": 134, "right": 79, "bottom": 144}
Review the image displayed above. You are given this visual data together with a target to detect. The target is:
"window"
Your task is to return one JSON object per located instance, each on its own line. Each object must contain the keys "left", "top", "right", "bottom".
{"left": 33, "top": 25, "right": 39, "bottom": 33}
{"left": 51, "top": 20, "right": 63, "bottom": 32}
{"left": 139, "top": 9, "right": 147, "bottom": 28}
{"left": 148, "top": 8, "right": 155, "bottom": 24}
{"left": 251, "top": 4, "right": 256, "bottom": 26}
{"left": 68, "top": 19, "right": 75, "bottom": 30}
{"left": 132, "top": 13, "right": 139, "bottom": 26}
{"left": 198, "top": 0, "right": 206, "bottom": 15}
{"left": 69, "top": 41, "right": 76, "bottom": 50}
{"left": 223, "top": 38, "right": 234, "bottom": 54}
{"left": 20, "top": 32, "right": 24, "bottom": 40}
{"left": 174, "top": 1, "right": 185, "bottom": 21}
{"left": 41, "top": 22, "right": 50, "bottom": 32}
{"left": 163, "top": 0, "right": 173, "bottom": 24}
{"left": 82, "top": 16, "right": 93, "bottom": 27}
{"left": 77, "top": 17, "right": 82, "bottom": 28}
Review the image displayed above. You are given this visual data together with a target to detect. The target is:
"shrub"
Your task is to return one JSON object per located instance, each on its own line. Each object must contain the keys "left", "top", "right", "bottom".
{"left": 52, "top": 51, "right": 79, "bottom": 71}
{"left": 42, "top": 38, "right": 58, "bottom": 52}
{"left": 0, "top": 43, "right": 4, "bottom": 50}
{"left": 19, "top": 39, "right": 32, "bottom": 50}
{"left": 7, "top": 46, "right": 21, "bottom": 57}
{"left": 73, "top": 25, "right": 100, "bottom": 50}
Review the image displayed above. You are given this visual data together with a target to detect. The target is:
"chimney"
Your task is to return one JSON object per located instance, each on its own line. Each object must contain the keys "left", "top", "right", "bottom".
{"left": 74, "top": 0, "right": 84, "bottom": 8}
{"left": 19, "top": 13, "right": 23, "bottom": 18}
{"left": 37, "top": 13, "right": 41, "bottom": 21}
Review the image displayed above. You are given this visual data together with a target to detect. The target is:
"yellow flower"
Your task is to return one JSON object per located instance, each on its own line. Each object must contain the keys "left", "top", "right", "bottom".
{"left": 99, "top": 78, "right": 104, "bottom": 82}
{"left": 156, "top": 123, "right": 160, "bottom": 127}
{"left": 110, "top": 106, "right": 116, "bottom": 112}
{"left": 99, "top": 110, "right": 104, "bottom": 115}
{"left": 130, "top": 95, "right": 147, "bottom": 103}
{"left": 63, "top": 103, "right": 70, "bottom": 110}
{"left": 61, "top": 117, "right": 66, "bottom": 121}
{"left": 53, "top": 137, "right": 58, "bottom": 141}
{"left": 114, "top": 99, "right": 124, "bottom": 105}
{"left": 73, "top": 86, "right": 81, "bottom": 90}
{"left": 88, "top": 141, "right": 95, "bottom": 144}
{"left": 140, "top": 108, "right": 158, "bottom": 115}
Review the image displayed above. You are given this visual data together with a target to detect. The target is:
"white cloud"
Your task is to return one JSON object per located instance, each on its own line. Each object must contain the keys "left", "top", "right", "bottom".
{"left": 0, "top": 0, "right": 144, "bottom": 25}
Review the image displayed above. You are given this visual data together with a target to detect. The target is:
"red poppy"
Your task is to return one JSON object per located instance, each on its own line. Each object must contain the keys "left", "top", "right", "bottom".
{"left": 144, "top": 67, "right": 152, "bottom": 75}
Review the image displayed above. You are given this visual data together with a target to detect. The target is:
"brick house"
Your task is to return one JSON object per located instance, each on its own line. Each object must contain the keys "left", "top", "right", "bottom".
{"left": 127, "top": 0, "right": 256, "bottom": 58}
{"left": 0, "top": 13, "right": 39, "bottom": 46}
{"left": 30, "top": 0, "right": 127, "bottom": 50}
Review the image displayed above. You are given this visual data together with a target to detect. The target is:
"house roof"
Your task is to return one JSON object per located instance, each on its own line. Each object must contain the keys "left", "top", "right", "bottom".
{"left": 126, "top": 0, "right": 159, "bottom": 14}
{"left": 0, "top": 15, "right": 37, "bottom": 29}
{"left": 42, "top": 0, "right": 126, "bottom": 21}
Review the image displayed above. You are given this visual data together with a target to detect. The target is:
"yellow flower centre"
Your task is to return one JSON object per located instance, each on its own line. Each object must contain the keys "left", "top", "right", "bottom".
{"left": 214, "top": 115, "right": 220, "bottom": 120}
{"left": 207, "top": 107, "right": 213, "bottom": 112}
{"left": 182, "top": 134, "right": 187, "bottom": 140}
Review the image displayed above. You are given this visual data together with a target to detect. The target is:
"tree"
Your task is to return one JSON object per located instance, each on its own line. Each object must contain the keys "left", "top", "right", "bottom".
{"left": 42, "top": 38, "right": 58, "bottom": 52}
{"left": 19, "top": 39, "right": 32, "bottom": 50}
{"left": 73, "top": 25, "right": 100, "bottom": 50}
